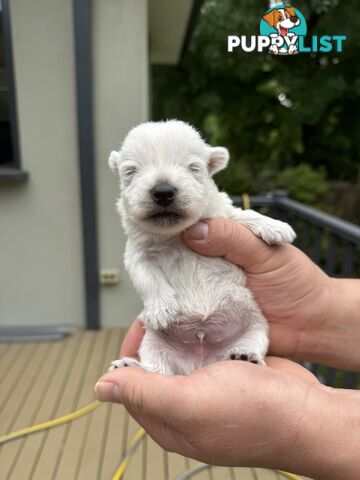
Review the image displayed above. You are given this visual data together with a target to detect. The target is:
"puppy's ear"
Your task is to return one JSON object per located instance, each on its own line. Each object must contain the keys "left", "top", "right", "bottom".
{"left": 285, "top": 6, "right": 296, "bottom": 17}
{"left": 262, "top": 10, "right": 276, "bottom": 27}
{"left": 108, "top": 150, "right": 121, "bottom": 174}
{"left": 207, "top": 147, "right": 229, "bottom": 176}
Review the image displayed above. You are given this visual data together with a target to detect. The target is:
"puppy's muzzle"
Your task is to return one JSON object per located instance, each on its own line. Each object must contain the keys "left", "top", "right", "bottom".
{"left": 150, "top": 182, "right": 177, "bottom": 207}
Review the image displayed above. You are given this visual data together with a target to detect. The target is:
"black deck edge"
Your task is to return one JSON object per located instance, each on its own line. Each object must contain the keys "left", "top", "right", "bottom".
{"left": 0, "top": 324, "right": 75, "bottom": 342}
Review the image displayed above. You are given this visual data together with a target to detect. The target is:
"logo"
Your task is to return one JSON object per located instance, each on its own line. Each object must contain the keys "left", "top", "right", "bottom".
{"left": 260, "top": 5, "right": 306, "bottom": 55}
{"left": 228, "top": 4, "right": 346, "bottom": 55}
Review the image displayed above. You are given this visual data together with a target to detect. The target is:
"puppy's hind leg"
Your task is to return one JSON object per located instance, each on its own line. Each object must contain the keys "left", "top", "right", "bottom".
{"left": 109, "top": 357, "right": 143, "bottom": 371}
{"left": 109, "top": 329, "right": 175, "bottom": 375}
{"left": 225, "top": 312, "right": 269, "bottom": 366}
{"left": 109, "top": 353, "right": 174, "bottom": 374}
{"left": 138, "top": 329, "right": 175, "bottom": 375}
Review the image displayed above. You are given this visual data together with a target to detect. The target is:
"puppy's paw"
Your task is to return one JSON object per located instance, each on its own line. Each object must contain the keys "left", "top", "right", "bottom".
{"left": 226, "top": 349, "right": 266, "bottom": 366}
{"left": 108, "top": 357, "right": 143, "bottom": 371}
{"left": 254, "top": 220, "right": 296, "bottom": 245}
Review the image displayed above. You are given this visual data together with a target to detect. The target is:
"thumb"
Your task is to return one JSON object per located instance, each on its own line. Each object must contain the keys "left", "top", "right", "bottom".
{"left": 183, "top": 219, "right": 290, "bottom": 273}
{"left": 95, "top": 367, "right": 187, "bottom": 421}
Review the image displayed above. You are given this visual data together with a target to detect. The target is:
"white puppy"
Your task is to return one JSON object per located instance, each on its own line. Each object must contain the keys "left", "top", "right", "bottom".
{"left": 109, "top": 120, "right": 295, "bottom": 375}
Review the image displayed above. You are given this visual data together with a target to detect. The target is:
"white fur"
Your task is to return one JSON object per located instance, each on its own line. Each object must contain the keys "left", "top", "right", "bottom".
{"left": 109, "top": 120, "right": 296, "bottom": 375}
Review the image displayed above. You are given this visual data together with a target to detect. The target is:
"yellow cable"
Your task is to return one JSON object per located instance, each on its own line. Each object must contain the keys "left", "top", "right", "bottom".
{"left": 242, "top": 192, "right": 251, "bottom": 210}
{"left": 0, "top": 400, "right": 101, "bottom": 446}
{"left": 277, "top": 470, "right": 302, "bottom": 480}
{"left": 112, "top": 427, "right": 146, "bottom": 480}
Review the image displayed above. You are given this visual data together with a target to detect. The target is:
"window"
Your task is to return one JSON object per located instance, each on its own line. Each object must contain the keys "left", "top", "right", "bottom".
{"left": 0, "top": 0, "right": 27, "bottom": 181}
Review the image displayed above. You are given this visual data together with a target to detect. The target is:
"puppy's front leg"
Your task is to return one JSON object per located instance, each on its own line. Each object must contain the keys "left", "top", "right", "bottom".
{"left": 229, "top": 208, "right": 296, "bottom": 245}
{"left": 126, "top": 253, "right": 178, "bottom": 330}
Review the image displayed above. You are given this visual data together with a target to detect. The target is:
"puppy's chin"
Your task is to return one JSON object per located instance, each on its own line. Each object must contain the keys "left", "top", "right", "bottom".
{"left": 148, "top": 211, "right": 183, "bottom": 226}
{"left": 133, "top": 210, "right": 199, "bottom": 236}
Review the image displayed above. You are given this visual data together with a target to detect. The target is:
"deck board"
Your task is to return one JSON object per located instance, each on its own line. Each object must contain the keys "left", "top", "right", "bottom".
{"left": 2, "top": 341, "right": 63, "bottom": 479}
{"left": 0, "top": 342, "right": 49, "bottom": 477}
{"left": 8, "top": 335, "right": 78, "bottom": 480}
{"left": 254, "top": 468, "right": 281, "bottom": 480}
{"left": 0, "top": 329, "right": 310, "bottom": 480}
{"left": 0, "top": 343, "right": 17, "bottom": 378}
{"left": 168, "top": 452, "right": 188, "bottom": 479}
{"left": 55, "top": 329, "right": 113, "bottom": 480}
{"left": 27, "top": 330, "right": 97, "bottom": 479}
{"left": 101, "top": 403, "right": 127, "bottom": 479}
{"left": 0, "top": 343, "right": 38, "bottom": 412}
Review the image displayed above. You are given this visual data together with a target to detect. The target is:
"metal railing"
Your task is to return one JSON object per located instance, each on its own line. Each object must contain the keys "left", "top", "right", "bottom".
{"left": 233, "top": 190, "right": 360, "bottom": 389}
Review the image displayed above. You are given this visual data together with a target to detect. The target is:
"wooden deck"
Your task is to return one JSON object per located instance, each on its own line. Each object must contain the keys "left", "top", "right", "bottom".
{"left": 0, "top": 329, "right": 309, "bottom": 480}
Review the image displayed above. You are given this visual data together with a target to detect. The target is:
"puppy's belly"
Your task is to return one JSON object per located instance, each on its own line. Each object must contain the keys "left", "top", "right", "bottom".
{"left": 161, "top": 311, "right": 246, "bottom": 346}
{"left": 144, "top": 307, "right": 249, "bottom": 374}
{"left": 141, "top": 252, "right": 265, "bottom": 374}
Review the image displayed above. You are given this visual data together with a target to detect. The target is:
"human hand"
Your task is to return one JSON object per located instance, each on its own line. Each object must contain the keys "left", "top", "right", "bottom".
{"left": 182, "top": 219, "right": 360, "bottom": 371}
{"left": 95, "top": 349, "right": 360, "bottom": 480}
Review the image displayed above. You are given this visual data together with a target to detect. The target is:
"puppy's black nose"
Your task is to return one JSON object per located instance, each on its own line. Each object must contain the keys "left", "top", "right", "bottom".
{"left": 150, "top": 183, "right": 177, "bottom": 207}
{"left": 290, "top": 15, "right": 298, "bottom": 22}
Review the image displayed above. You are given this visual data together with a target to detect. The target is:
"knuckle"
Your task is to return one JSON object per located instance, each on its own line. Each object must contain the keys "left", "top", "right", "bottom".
{"left": 220, "top": 218, "right": 238, "bottom": 239}
{"left": 209, "top": 218, "right": 239, "bottom": 245}
{"left": 124, "top": 380, "right": 145, "bottom": 414}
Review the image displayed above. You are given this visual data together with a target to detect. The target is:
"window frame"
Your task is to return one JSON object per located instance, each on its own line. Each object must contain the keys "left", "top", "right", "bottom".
{"left": 0, "top": 0, "right": 28, "bottom": 182}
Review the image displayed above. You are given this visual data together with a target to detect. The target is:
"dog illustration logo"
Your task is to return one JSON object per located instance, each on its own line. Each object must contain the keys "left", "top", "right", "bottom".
{"left": 260, "top": 4, "right": 307, "bottom": 55}
{"left": 228, "top": 4, "right": 346, "bottom": 55}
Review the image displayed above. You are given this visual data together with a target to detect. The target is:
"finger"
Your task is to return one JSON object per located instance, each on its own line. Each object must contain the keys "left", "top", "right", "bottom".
{"left": 183, "top": 219, "right": 293, "bottom": 273}
{"left": 119, "top": 319, "right": 144, "bottom": 359}
{"left": 128, "top": 411, "right": 190, "bottom": 456}
{"left": 266, "top": 356, "right": 319, "bottom": 384}
{"left": 268, "top": 322, "right": 299, "bottom": 358}
{"left": 95, "top": 367, "right": 187, "bottom": 423}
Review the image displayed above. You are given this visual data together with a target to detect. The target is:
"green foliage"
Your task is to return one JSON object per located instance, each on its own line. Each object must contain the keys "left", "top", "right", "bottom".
{"left": 276, "top": 163, "right": 328, "bottom": 204}
{"left": 152, "top": 0, "right": 360, "bottom": 208}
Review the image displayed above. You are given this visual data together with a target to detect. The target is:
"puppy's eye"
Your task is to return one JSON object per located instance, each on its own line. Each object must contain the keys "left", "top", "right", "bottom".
{"left": 188, "top": 163, "right": 202, "bottom": 173}
{"left": 123, "top": 167, "right": 138, "bottom": 178}
{"left": 121, "top": 165, "right": 139, "bottom": 185}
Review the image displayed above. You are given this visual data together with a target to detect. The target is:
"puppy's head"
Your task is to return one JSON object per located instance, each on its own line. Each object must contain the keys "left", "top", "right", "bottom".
{"left": 109, "top": 120, "right": 229, "bottom": 235}
{"left": 262, "top": 7, "right": 300, "bottom": 31}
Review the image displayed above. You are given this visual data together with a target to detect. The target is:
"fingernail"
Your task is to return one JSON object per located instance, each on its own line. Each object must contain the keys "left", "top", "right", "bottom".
{"left": 185, "top": 222, "right": 208, "bottom": 241}
{"left": 95, "top": 381, "right": 120, "bottom": 402}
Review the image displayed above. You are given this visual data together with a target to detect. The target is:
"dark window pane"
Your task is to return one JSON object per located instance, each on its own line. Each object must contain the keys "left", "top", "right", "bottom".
{"left": 0, "top": 10, "right": 14, "bottom": 165}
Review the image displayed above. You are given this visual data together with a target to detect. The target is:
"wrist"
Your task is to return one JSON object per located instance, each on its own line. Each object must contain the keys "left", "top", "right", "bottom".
{"left": 325, "top": 278, "right": 360, "bottom": 370}
{"left": 286, "top": 385, "right": 360, "bottom": 479}
{"left": 297, "top": 277, "right": 360, "bottom": 371}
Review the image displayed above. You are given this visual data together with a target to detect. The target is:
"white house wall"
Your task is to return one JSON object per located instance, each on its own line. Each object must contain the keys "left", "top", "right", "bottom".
{"left": 0, "top": 0, "right": 84, "bottom": 328}
{"left": 0, "top": 0, "right": 152, "bottom": 329}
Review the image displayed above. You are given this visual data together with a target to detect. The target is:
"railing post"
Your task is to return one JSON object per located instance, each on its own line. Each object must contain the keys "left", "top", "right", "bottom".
{"left": 272, "top": 189, "right": 289, "bottom": 221}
